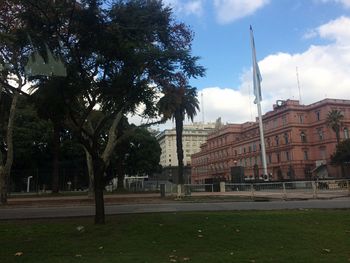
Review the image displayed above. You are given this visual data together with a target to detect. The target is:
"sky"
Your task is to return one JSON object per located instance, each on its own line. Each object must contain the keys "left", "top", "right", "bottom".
{"left": 147, "top": 0, "right": 350, "bottom": 130}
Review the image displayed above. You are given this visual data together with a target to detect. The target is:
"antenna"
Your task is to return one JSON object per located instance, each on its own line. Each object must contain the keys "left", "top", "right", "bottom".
{"left": 296, "top": 67, "right": 302, "bottom": 104}
{"left": 201, "top": 92, "right": 205, "bottom": 123}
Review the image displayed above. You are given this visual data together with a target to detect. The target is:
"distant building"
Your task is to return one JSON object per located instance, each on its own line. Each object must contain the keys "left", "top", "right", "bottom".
{"left": 156, "top": 122, "right": 215, "bottom": 183}
{"left": 191, "top": 99, "right": 350, "bottom": 183}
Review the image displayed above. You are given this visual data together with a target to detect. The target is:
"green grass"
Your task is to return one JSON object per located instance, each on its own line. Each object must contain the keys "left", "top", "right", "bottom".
{"left": 1, "top": 210, "right": 350, "bottom": 262}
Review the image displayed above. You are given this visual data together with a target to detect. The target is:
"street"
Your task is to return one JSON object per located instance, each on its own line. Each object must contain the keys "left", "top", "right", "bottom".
{"left": 1, "top": 198, "right": 350, "bottom": 220}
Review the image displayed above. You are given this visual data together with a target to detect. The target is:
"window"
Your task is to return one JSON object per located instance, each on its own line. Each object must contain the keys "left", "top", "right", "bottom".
{"left": 275, "top": 136, "right": 279, "bottom": 146}
{"left": 298, "top": 114, "right": 304, "bottom": 124}
{"left": 300, "top": 131, "right": 307, "bottom": 143}
{"left": 317, "top": 128, "right": 324, "bottom": 141}
{"left": 284, "top": 133, "right": 289, "bottom": 144}
{"left": 282, "top": 115, "right": 287, "bottom": 126}
{"left": 286, "top": 151, "right": 290, "bottom": 161}
{"left": 344, "top": 127, "right": 349, "bottom": 139}
{"left": 273, "top": 119, "right": 278, "bottom": 128}
{"left": 248, "top": 146, "right": 252, "bottom": 153}
{"left": 267, "top": 138, "right": 271, "bottom": 147}
{"left": 276, "top": 153, "right": 280, "bottom": 163}
{"left": 253, "top": 143, "right": 256, "bottom": 152}
{"left": 303, "top": 150, "right": 309, "bottom": 160}
{"left": 320, "top": 148, "right": 326, "bottom": 159}
{"left": 268, "top": 154, "right": 272, "bottom": 164}
{"left": 316, "top": 111, "right": 320, "bottom": 121}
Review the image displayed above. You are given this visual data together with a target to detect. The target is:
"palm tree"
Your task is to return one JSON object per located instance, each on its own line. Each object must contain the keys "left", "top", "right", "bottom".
{"left": 158, "top": 78, "right": 199, "bottom": 194}
{"left": 326, "top": 109, "right": 344, "bottom": 144}
{"left": 326, "top": 109, "right": 345, "bottom": 177}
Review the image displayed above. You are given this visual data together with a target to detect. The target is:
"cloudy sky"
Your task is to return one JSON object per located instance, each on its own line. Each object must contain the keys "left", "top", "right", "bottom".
{"left": 147, "top": 0, "right": 350, "bottom": 130}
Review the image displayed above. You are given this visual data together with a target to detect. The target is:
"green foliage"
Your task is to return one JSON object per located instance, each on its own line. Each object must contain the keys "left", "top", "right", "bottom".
{"left": 121, "top": 127, "right": 161, "bottom": 176}
{"left": 326, "top": 109, "right": 344, "bottom": 143}
{"left": 331, "top": 138, "right": 350, "bottom": 164}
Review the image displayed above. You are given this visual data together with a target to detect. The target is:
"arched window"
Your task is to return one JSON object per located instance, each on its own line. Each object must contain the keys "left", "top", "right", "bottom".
{"left": 275, "top": 136, "right": 279, "bottom": 146}
{"left": 300, "top": 132, "right": 307, "bottom": 143}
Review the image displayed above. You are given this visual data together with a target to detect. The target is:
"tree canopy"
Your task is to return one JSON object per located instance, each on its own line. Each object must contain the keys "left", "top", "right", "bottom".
{"left": 331, "top": 138, "right": 350, "bottom": 165}
{"left": 3, "top": 0, "right": 205, "bottom": 223}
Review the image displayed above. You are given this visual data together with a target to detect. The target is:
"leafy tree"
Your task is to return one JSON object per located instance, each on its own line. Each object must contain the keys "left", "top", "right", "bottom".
{"left": 112, "top": 127, "right": 161, "bottom": 188}
{"left": 0, "top": 0, "right": 30, "bottom": 204}
{"left": 158, "top": 74, "right": 199, "bottom": 195}
{"left": 20, "top": 0, "right": 204, "bottom": 223}
{"left": 31, "top": 82, "right": 68, "bottom": 193}
{"left": 327, "top": 109, "right": 344, "bottom": 144}
{"left": 327, "top": 109, "right": 345, "bottom": 177}
{"left": 331, "top": 139, "right": 350, "bottom": 164}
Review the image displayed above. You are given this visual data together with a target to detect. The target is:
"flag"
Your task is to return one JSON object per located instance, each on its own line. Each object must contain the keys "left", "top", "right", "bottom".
{"left": 250, "top": 25, "right": 262, "bottom": 104}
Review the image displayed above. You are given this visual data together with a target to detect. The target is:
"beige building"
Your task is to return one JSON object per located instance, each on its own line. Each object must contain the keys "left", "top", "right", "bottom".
{"left": 156, "top": 123, "right": 215, "bottom": 168}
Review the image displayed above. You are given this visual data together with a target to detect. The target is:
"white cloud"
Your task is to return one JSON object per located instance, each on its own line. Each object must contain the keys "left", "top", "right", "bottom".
{"left": 135, "top": 16, "right": 350, "bottom": 131}
{"left": 191, "top": 16, "right": 350, "bottom": 126}
{"left": 163, "top": 0, "right": 204, "bottom": 17}
{"left": 317, "top": 16, "right": 350, "bottom": 45}
{"left": 213, "top": 0, "right": 270, "bottom": 24}
{"left": 316, "top": 0, "right": 350, "bottom": 8}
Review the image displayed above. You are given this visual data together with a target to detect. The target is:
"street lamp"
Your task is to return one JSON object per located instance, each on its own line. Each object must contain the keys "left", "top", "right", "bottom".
{"left": 27, "top": 176, "right": 33, "bottom": 193}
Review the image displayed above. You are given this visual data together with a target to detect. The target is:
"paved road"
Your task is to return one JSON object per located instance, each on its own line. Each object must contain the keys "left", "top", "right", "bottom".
{"left": 1, "top": 198, "right": 350, "bottom": 220}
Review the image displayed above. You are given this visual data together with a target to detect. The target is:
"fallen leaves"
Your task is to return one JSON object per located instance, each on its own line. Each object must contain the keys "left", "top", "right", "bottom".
{"left": 76, "top": 225, "right": 85, "bottom": 233}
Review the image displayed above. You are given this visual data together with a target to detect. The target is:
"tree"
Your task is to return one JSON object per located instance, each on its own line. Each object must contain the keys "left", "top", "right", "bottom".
{"left": 21, "top": 0, "right": 204, "bottom": 224}
{"left": 331, "top": 138, "right": 350, "bottom": 166}
{"left": 158, "top": 74, "right": 200, "bottom": 196}
{"left": 113, "top": 127, "right": 161, "bottom": 188}
{"left": 31, "top": 82, "right": 68, "bottom": 193}
{"left": 327, "top": 109, "right": 344, "bottom": 144}
{"left": 0, "top": 0, "right": 30, "bottom": 204}
{"left": 327, "top": 109, "right": 345, "bottom": 177}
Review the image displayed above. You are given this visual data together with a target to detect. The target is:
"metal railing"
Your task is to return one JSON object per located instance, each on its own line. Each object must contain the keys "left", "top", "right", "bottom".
{"left": 184, "top": 184, "right": 214, "bottom": 193}
{"left": 224, "top": 179, "right": 350, "bottom": 200}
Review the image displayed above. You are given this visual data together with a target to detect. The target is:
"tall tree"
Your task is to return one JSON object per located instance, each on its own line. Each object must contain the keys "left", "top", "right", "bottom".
{"left": 158, "top": 74, "right": 199, "bottom": 196}
{"left": 0, "top": 0, "right": 29, "bottom": 204}
{"left": 31, "top": 81, "right": 67, "bottom": 193}
{"left": 327, "top": 109, "right": 345, "bottom": 177}
{"left": 327, "top": 109, "right": 344, "bottom": 144}
{"left": 331, "top": 139, "right": 350, "bottom": 165}
{"left": 21, "top": 0, "right": 204, "bottom": 223}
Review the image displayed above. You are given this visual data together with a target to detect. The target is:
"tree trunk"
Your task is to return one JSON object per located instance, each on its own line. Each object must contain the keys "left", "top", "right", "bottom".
{"left": 92, "top": 156, "right": 105, "bottom": 224}
{"left": 51, "top": 123, "right": 60, "bottom": 193}
{"left": 116, "top": 158, "right": 124, "bottom": 190}
{"left": 0, "top": 167, "right": 8, "bottom": 204}
{"left": 84, "top": 147, "right": 94, "bottom": 198}
{"left": 0, "top": 91, "right": 19, "bottom": 204}
{"left": 335, "top": 130, "right": 345, "bottom": 178}
{"left": 175, "top": 112, "right": 184, "bottom": 197}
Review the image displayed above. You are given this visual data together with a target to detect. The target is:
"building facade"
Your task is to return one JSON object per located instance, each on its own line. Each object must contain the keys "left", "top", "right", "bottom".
{"left": 156, "top": 123, "right": 215, "bottom": 183}
{"left": 191, "top": 99, "right": 350, "bottom": 183}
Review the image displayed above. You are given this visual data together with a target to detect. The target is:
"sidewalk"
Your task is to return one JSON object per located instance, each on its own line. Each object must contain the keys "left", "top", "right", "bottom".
{"left": 5, "top": 190, "right": 349, "bottom": 207}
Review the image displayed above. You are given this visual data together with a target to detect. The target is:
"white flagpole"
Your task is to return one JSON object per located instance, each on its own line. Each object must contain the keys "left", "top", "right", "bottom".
{"left": 250, "top": 26, "right": 268, "bottom": 180}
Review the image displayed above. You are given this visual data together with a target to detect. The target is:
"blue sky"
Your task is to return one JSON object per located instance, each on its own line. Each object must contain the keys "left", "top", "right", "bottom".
{"left": 129, "top": 0, "right": 350, "bottom": 129}
{"left": 168, "top": 0, "right": 348, "bottom": 88}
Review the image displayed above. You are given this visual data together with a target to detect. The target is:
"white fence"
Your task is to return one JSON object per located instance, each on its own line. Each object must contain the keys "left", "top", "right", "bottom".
{"left": 185, "top": 179, "right": 350, "bottom": 200}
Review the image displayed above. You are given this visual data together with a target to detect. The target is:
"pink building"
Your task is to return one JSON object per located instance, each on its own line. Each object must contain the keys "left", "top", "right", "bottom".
{"left": 191, "top": 99, "right": 350, "bottom": 183}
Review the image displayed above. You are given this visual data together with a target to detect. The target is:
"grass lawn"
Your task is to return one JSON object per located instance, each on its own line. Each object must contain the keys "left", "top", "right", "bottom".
{"left": 1, "top": 210, "right": 350, "bottom": 262}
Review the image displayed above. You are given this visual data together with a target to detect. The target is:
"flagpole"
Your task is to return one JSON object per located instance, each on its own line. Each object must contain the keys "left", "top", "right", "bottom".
{"left": 250, "top": 26, "right": 268, "bottom": 180}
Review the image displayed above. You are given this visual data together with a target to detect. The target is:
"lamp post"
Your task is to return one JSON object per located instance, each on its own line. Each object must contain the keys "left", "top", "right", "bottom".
{"left": 26, "top": 176, "right": 33, "bottom": 193}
